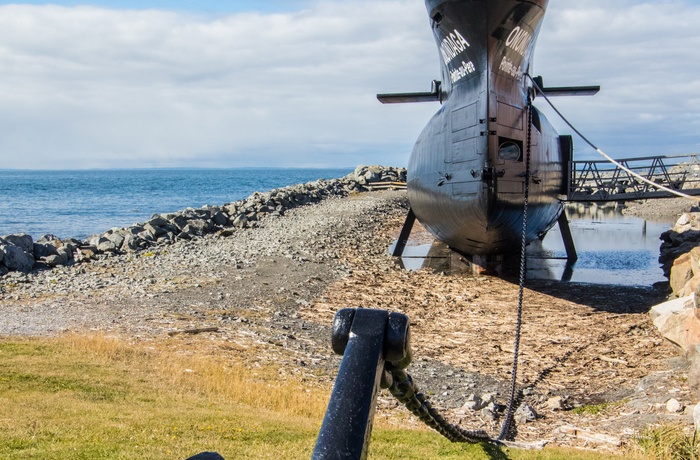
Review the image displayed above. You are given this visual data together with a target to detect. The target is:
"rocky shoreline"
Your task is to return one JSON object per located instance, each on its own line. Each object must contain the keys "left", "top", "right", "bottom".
{"left": 0, "top": 165, "right": 406, "bottom": 277}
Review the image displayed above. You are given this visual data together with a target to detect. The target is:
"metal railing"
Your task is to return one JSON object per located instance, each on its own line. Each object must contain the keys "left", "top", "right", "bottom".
{"left": 567, "top": 153, "right": 700, "bottom": 202}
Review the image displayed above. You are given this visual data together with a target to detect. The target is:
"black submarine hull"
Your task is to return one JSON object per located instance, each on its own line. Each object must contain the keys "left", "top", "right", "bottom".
{"left": 408, "top": 0, "right": 564, "bottom": 256}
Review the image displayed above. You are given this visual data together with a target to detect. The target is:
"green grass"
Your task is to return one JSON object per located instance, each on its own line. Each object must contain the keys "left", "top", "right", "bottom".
{"left": 571, "top": 403, "right": 612, "bottom": 416}
{"left": 0, "top": 335, "right": 638, "bottom": 459}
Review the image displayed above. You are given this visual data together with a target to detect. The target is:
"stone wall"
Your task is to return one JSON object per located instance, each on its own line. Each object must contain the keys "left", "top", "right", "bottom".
{"left": 0, "top": 165, "right": 406, "bottom": 277}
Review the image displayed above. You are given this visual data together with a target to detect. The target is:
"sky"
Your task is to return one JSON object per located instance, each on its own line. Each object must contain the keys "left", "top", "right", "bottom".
{"left": 0, "top": 0, "right": 698, "bottom": 169}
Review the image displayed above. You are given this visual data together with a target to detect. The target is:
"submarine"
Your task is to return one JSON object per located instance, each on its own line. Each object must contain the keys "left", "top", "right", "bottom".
{"left": 379, "top": 0, "right": 598, "bottom": 268}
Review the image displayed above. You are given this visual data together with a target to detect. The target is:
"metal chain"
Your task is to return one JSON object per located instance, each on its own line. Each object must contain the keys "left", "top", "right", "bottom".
{"left": 497, "top": 93, "right": 534, "bottom": 441}
{"left": 387, "top": 368, "right": 492, "bottom": 443}
{"left": 385, "top": 95, "right": 535, "bottom": 445}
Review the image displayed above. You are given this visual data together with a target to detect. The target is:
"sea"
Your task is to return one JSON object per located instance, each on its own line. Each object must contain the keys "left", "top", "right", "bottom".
{"left": 0, "top": 168, "right": 353, "bottom": 241}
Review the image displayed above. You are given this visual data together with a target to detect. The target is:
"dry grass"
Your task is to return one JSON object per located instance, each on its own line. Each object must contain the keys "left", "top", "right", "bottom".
{"left": 0, "top": 333, "right": 645, "bottom": 459}
{"left": 61, "top": 333, "right": 328, "bottom": 419}
{"left": 636, "top": 424, "right": 700, "bottom": 460}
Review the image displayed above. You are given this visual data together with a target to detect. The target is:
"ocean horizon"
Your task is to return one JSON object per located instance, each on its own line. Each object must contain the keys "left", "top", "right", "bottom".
{"left": 0, "top": 167, "right": 354, "bottom": 241}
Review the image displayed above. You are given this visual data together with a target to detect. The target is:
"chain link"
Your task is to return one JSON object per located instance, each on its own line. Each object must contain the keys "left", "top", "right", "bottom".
{"left": 497, "top": 93, "right": 534, "bottom": 441}
{"left": 387, "top": 368, "right": 492, "bottom": 443}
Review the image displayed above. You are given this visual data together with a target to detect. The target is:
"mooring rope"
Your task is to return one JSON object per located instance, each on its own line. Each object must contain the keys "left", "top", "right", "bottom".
{"left": 526, "top": 73, "right": 700, "bottom": 203}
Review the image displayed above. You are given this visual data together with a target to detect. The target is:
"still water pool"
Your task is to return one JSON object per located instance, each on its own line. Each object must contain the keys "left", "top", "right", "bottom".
{"left": 395, "top": 204, "right": 674, "bottom": 287}
{"left": 527, "top": 205, "right": 673, "bottom": 286}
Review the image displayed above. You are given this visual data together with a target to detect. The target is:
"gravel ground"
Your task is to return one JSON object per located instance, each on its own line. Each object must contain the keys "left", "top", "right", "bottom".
{"left": 622, "top": 197, "right": 699, "bottom": 221}
{"left": 0, "top": 189, "right": 694, "bottom": 452}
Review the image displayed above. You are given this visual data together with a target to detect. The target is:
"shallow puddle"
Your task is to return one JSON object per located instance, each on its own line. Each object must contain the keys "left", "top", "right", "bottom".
{"left": 528, "top": 205, "right": 672, "bottom": 285}
{"left": 392, "top": 204, "right": 674, "bottom": 287}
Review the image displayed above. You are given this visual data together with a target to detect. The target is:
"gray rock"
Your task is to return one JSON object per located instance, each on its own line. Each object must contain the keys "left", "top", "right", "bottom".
{"left": 514, "top": 403, "right": 538, "bottom": 423}
{"left": 121, "top": 234, "right": 139, "bottom": 251}
{"left": 96, "top": 238, "right": 118, "bottom": 253}
{"left": 143, "top": 223, "right": 165, "bottom": 238}
{"left": 462, "top": 394, "right": 484, "bottom": 411}
{"left": 0, "top": 246, "right": 4, "bottom": 264}
{"left": 77, "top": 246, "right": 98, "bottom": 260}
{"left": 480, "top": 402, "right": 497, "bottom": 421}
{"left": 44, "top": 254, "right": 66, "bottom": 267}
{"left": 34, "top": 243, "right": 59, "bottom": 259}
{"left": 546, "top": 396, "right": 566, "bottom": 411}
{"left": 694, "top": 404, "right": 700, "bottom": 432}
{"left": 666, "top": 398, "right": 684, "bottom": 413}
{"left": 56, "top": 247, "right": 72, "bottom": 263}
{"left": 170, "top": 214, "right": 190, "bottom": 231}
{"left": 105, "top": 231, "right": 126, "bottom": 249}
{"left": 2, "top": 244, "right": 34, "bottom": 272}
{"left": 182, "top": 219, "right": 211, "bottom": 237}
{"left": 137, "top": 231, "right": 156, "bottom": 242}
{"left": 212, "top": 211, "right": 229, "bottom": 226}
{"left": 4, "top": 234, "right": 34, "bottom": 256}
{"left": 232, "top": 214, "right": 248, "bottom": 228}
{"left": 36, "top": 234, "right": 61, "bottom": 244}
{"left": 147, "top": 215, "right": 170, "bottom": 228}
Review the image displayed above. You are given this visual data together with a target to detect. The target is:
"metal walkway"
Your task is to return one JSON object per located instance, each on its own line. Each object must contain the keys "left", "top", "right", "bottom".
{"left": 567, "top": 153, "right": 700, "bottom": 202}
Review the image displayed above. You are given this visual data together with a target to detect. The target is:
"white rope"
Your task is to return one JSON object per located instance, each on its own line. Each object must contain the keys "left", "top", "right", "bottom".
{"left": 526, "top": 74, "right": 700, "bottom": 203}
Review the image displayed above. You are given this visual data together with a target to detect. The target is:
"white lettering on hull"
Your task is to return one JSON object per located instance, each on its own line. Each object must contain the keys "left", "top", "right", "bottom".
{"left": 440, "top": 29, "right": 470, "bottom": 64}
{"left": 505, "top": 26, "right": 532, "bottom": 57}
{"left": 450, "top": 60, "right": 476, "bottom": 83}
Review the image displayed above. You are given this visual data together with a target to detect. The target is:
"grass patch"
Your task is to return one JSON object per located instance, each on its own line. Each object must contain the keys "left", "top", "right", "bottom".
{"left": 0, "top": 335, "right": 636, "bottom": 459}
{"left": 636, "top": 424, "right": 699, "bottom": 460}
{"left": 571, "top": 403, "right": 612, "bottom": 416}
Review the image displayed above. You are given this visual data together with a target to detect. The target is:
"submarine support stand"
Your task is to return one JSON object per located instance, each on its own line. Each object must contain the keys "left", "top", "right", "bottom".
{"left": 557, "top": 210, "right": 578, "bottom": 262}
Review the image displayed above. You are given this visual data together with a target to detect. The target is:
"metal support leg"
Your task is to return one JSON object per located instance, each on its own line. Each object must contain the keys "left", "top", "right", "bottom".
{"left": 557, "top": 210, "right": 578, "bottom": 263}
{"left": 392, "top": 208, "right": 416, "bottom": 257}
{"left": 312, "top": 309, "right": 411, "bottom": 460}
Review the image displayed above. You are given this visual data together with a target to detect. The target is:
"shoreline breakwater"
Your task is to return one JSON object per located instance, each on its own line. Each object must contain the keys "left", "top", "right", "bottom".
{"left": 0, "top": 165, "right": 406, "bottom": 277}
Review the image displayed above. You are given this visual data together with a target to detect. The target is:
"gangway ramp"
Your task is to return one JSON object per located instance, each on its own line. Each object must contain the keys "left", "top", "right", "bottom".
{"left": 567, "top": 153, "right": 700, "bottom": 202}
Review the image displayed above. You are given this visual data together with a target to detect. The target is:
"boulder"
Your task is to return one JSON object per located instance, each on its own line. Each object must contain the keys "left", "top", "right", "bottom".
{"left": 650, "top": 295, "right": 700, "bottom": 354}
{"left": 671, "top": 255, "right": 695, "bottom": 296}
{"left": 33, "top": 242, "right": 59, "bottom": 259}
{"left": 96, "top": 238, "right": 118, "bottom": 253}
{"left": 3, "top": 234, "right": 34, "bottom": 256}
{"left": 36, "top": 234, "right": 61, "bottom": 244}
{"left": 181, "top": 219, "right": 211, "bottom": 237}
{"left": 1, "top": 244, "right": 34, "bottom": 272}
{"left": 170, "top": 214, "right": 190, "bottom": 232}
{"left": 232, "top": 214, "right": 248, "bottom": 228}
{"left": 689, "top": 246, "right": 700, "bottom": 278}
{"left": 44, "top": 254, "right": 66, "bottom": 267}
{"left": 212, "top": 211, "right": 229, "bottom": 226}
{"left": 143, "top": 223, "right": 166, "bottom": 238}
{"left": 56, "top": 247, "right": 72, "bottom": 264}
{"left": 121, "top": 234, "right": 139, "bottom": 251}
{"left": 147, "top": 215, "right": 170, "bottom": 228}
{"left": 680, "top": 275, "right": 700, "bottom": 298}
{"left": 78, "top": 246, "right": 99, "bottom": 260}
{"left": 105, "top": 231, "right": 126, "bottom": 249}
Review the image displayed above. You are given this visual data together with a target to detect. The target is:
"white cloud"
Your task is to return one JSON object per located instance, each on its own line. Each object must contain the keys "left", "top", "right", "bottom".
{"left": 0, "top": 0, "right": 698, "bottom": 169}
{"left": 535, "top": 0, "right": 700, "bottom": 157}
